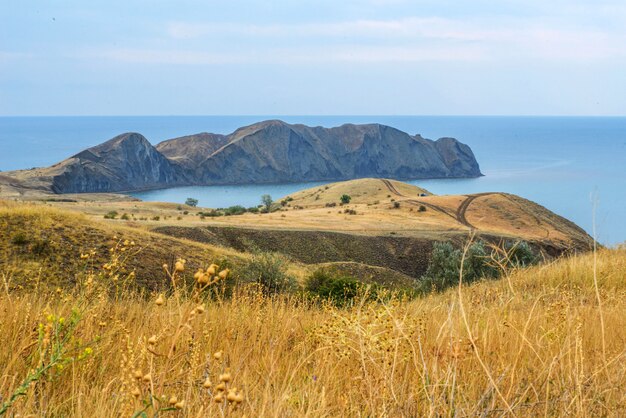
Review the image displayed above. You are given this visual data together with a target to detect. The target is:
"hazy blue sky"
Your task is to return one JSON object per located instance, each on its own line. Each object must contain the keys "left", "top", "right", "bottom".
{"left": 1, "top": 1, "right": 625, "bottom": 116}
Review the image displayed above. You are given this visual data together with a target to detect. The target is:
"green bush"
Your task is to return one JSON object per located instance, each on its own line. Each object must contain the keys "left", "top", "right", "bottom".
{"left": 222, "top": 205, "right": 247, "bottom": 216}
{"left": 305, "top": 270, "right": 366, "bottom": 306}
{"left": 240, "top": 252, "right": 297, "bottom": 295}
{"left": 10, "top": 232, "right": 29, "bottom": 246}
{"left": 421, "top": 241, "right": 498, "bottom": 291}
{"left": 340, "top": 194, "right": 351, "bottom": 204}
{"left": 197, "top": 210, "right": 222, "bottom": 217}
{"left": 103, "top": 211, "right": 118, "bottom": 219}
{"left": 505, "top": 240, "right": 538, "bottom": 267}
{"left": 185, "top": 198, "right": 199, "bottom": 207}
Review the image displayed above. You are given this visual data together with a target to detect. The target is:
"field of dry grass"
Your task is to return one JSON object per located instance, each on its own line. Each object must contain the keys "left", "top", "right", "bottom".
{"left": 1, "top": 222, "right": 624, "bottom": 416}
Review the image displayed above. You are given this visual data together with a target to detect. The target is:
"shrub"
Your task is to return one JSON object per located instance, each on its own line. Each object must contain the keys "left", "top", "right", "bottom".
{"left": 120, "top": 213, "right": 130, "bottom": 220}
{"left": 240, "top": 252, "right": 297, "bottom": 295}
{"left": 393, "top": 201, "right": 401, "bottom": 209}
{"left": 185, "top": 198, "right": 199, "bottom": 207}
{"left": 103, "top": 211, "right": 118, "bottom": 219}
{"left": 200, "top": 210, "right": 222, "bottom": 217}
{"left": 306, "top": 270, "right": 363, "bottom": 305}
{"left": 418, "top": 205, "right": 427, "bottom": 212}
{"left": 223, "top": 205, "right": 247, "bottom": 216}
{"left": 340, "top": 194, "right": 351, "bottom": 204}
{"left": 10, "top": 232, "right": 29, "bottom": 246}
{"left": 505, "top": 240, "right": 538, "bottom": 267}
{"left": 421, "top": 241, "right": 498, "bottom": 291}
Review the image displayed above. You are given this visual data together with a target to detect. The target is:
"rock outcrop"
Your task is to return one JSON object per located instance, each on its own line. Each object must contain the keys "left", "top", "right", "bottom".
{"left": 45, "top": 133, "right": 184, "bottom": 193}
{"left": 2, "top": 120, "right": 483, "bottom": 193}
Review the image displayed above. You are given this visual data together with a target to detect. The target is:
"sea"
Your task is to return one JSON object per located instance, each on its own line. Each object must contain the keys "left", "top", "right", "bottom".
{"left": 1, "top": 116, "right": 624, "bottom": 246}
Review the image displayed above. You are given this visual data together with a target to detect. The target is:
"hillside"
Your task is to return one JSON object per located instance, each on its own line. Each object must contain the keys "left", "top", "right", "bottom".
{"left": 0, "top": 201, "right": 417, "bottom": 291}
{"left": 0, "top": 178, "right": 593, "bottom": 284}
{"left": 0, "top": 211, "right": 623, "bottom": 415}
{"left": 0, "top": 120, "right": 481, "bottom": 194}
{"left": 151, "top": 179, "right": 592, "bottom": 276}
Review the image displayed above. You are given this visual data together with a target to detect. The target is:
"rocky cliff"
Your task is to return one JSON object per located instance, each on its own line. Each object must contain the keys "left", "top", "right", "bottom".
{"left": 3, "top": 120, "right": 482, "bottom": 193}
{"left": 45, "top": 133, "right": 184, "bottom": 193}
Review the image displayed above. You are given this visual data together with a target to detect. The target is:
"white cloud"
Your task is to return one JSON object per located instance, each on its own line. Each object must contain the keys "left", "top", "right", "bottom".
{"left": 84, "top": 43, "right": 486, "bottom": 66}
{"left": 165, "top": 17, "right": 626, "bottom": 62}
{"left": 90, "top": 48, "right": 248, "bottom": 65}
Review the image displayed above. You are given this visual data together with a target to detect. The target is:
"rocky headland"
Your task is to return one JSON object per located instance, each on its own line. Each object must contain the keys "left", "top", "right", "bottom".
{"left": 0, "top": 120, "right": 482, "bottom": 194}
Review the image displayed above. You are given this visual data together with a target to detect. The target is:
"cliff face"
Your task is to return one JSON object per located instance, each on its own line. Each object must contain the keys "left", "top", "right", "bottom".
{"left": 191, "top": 121, "right": 482, "bottom": 184}
{"left": 4, "top": 120, "right": 482, "bottom": 193}
{"left": 47, "top": 133, "right": 184, "bottom": 193}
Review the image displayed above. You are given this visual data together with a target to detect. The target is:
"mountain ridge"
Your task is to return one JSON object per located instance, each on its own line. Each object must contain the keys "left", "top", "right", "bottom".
{"left": 1, "top": 120, "right": 482, "bottom": 194}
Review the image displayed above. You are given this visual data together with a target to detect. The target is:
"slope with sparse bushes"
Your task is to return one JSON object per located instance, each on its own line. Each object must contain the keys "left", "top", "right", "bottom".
{"left": 0, "top": 227, "right": 624, "bottom": 416}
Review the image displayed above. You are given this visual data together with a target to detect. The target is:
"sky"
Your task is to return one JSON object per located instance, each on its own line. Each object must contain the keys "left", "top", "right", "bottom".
{"left": 1, "top": 0, "right": 625, "bottom": 116}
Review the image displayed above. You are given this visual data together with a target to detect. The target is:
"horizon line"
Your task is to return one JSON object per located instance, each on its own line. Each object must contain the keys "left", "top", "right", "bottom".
{"left": 1, "top": 114, "right": 626, "bottom": 118}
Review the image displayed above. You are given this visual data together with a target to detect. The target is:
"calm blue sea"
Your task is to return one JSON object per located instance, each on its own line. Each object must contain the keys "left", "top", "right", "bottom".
{"left": 1, "top": 116, "right": 625, "bottom": 245}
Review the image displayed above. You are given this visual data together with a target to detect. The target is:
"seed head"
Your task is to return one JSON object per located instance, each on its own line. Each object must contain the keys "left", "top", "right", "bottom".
{"left": 215, "top": 382, "right": 226, "bottom": 392}
{"left": 132, "top": 387, "right": 141, "bottom": 398}
{"left": 214, "top": 393, "right": 224, "bottom": 403}
{"left": 202, "top": 378, "right": 212, "bottom": 388}
{"left": 155, "top": 294, "right": 165, "bottom": 306}
{"left": 175, "top": 400, "right": 185, "bottom": 409}
{"left": 196, "top": 305, "right": 205, "bottom": 314}
{"left": 168, "top": 395, "right": 178, "bottom": 406}
{"left": 174, "top": 260, "right": 185, "bottom": 272}
{"left": 219, "top": 371, "right": 232, "bottom": 383}
{"left": 213, "top": 351, "right": 223, "bottom": 360}
{"left": 133, "top": 370, "right": 143, "bottom": 379}
{"left": 148, "top": 335, "right": 157, "bottom": 345}
{"left": 142, "top": 373, "right": 151, "bottom": 382}
{"left": 226, "top": 390, "right": 238, "bottom": 403}
{"left": 162, "top": 263, "right": 169, "bottom": 271}
{"left": 207, "top": 264, "right": 218, "bottom": 275}
{"left": 218, "top": 269, "right": 230, "bottom": 279}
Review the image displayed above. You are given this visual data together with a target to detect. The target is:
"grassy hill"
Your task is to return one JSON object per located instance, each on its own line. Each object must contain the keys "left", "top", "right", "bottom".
{"left": 0, "top": 201, "right": 251, "bottom": 290}
{"left": 0, "top": 220, "right": 623, "bottom": 415}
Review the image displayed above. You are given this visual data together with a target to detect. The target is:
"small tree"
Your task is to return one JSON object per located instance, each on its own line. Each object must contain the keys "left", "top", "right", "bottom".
{"left": 340, "top": 194, "right": 351, "bottom": 204}
{"left": 261, "top": 194, "right": 273, "bottom": 213}
{"left": 185, "top": 197, "right": 199, "bottom": 207}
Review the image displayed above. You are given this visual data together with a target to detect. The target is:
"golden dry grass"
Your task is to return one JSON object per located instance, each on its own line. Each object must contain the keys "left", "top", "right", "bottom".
{"left": 1, "top": 236, "right": 624, "bottom": 416}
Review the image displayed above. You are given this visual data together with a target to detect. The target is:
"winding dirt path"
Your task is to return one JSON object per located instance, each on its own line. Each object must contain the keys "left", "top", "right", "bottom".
{"left": 379, "top": 179, "right": 503, "bottom": 230}
{"left": 380, "top": 178, "right": 403, "bottom": 196}
{"left": 380, "top": 179, "right": 464, "bottom": 225}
